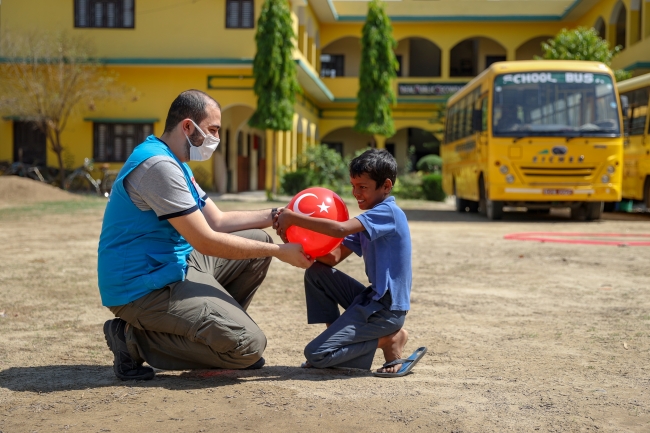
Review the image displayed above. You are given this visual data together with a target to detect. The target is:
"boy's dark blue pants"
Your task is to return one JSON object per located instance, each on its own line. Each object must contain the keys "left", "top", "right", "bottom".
{"left": 303, "top": 262, "right": 406, "bottom": 370}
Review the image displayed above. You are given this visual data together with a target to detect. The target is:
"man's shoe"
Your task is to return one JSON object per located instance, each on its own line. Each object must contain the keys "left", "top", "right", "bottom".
{"left": 244, "top": 357, "right": 265, "bottom": 370}
{"left": 103, "top": 319, "right": 155, "bottom": 381}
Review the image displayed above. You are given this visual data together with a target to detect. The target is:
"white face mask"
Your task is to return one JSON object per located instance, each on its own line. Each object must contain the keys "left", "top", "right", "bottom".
{"left": 185, "top": 119, "right": 220, "bottom": 161}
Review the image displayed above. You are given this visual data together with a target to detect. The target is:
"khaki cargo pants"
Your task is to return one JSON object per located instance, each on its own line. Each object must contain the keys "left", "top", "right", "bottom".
{"left": 109, "top": 229, "right": 272, "bottom": 370}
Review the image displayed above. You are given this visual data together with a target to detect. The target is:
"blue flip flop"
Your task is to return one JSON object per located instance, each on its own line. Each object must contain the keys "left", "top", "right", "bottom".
{"left": 373, "top": 346, "right": 427, "bottom": 378}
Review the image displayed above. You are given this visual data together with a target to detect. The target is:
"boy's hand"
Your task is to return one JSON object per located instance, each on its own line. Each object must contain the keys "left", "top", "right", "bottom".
{"left": 275, "top": 208, "right": 295, "bottom": 242}
{"left": 271, "top": 206, "right": 285, "bottom": 227}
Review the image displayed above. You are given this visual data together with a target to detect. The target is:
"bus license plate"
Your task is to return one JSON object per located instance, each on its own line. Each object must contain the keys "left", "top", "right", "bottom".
{"left": 543, "top": 189, "right": 573, "bottom": 195}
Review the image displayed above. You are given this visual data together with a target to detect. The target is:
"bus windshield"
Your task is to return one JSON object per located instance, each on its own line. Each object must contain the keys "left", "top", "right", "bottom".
{"left": 493, "top": 72, "right": 620, "bottom": 138}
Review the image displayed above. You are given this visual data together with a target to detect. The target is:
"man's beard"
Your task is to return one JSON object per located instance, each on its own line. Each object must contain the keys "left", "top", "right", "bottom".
{"left": 185, "top": 129, "right": 203, "bottom": 160}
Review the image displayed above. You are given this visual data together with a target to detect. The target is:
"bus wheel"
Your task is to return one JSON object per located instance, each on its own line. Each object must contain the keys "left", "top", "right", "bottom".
{"left": 455, "top": 195, "right": 467, "bottom": 213}
{"left": 479, "top": 178, "right": 503, "bottom": 220}
{"left": 454, "top": 183, "right": 467, "bottom": 212}
{"left": 585, "top": 202, "right": 603, "bottom": 221}
{"left": 644, "top": 177, "right": 650, "bottom": 209}
{"left": 572, "top": 202, "right": 603, "bottom": 221}
{"left": 486, "top": 199, "right": 504, "bottom": 220}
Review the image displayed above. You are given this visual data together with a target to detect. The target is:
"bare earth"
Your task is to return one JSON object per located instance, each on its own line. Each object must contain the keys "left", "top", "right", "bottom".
{"left": 0, "top": 177, "right": 648, "bottom": 433}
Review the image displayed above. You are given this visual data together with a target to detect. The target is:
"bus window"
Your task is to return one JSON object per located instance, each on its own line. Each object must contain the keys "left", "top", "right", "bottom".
{"left": 481, "top": 97, "right": 488, "bottom": 131}
{"left": 493, "top": 72, "right": 619, "bottom": 138}
{"left": 630, "top": 88, "right": 649, "bottom": 135}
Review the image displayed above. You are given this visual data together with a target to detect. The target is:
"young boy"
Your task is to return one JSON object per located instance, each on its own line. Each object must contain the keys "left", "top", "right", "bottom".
{"left": 275, "top": 149, "right": 426, "bottom": 377}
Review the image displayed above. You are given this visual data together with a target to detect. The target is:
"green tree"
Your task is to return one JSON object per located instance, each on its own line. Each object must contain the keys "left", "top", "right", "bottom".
{"left": 355, "top": 0, "right": 398, "bottom": 141}
{"left": 248, "top": 0, "right": 301, "bottom": 194}
{"left": 538, "top": 27, "right": 632, "bottom": 82}
{"left": 0, "top": 31, "right": 134, "bottom": 188}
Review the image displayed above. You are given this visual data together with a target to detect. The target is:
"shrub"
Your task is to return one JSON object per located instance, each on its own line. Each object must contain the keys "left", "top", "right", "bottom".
{"left": 416, "top": 154, "right": 443, "bottom": 173}
{"left": 280, "top": 168, "right": 311, "bottom": 196}
{"left": 392, "top": 172, "right": 424, "bottom": 200}
{"left": 280, "top": 144, "right": 348, "bottom": 195}
{"left": 421, "top": 172, "right": 446, "bottom": 201}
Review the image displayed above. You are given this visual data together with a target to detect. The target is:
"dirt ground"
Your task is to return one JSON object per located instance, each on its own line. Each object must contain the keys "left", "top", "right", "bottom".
{"left": 0, "top": 177, "right": 649, "bottom": 433}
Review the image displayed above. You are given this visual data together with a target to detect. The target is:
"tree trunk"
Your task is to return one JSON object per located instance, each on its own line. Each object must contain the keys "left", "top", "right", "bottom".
{"left": 50, "top": 128, "right": 65, "bottom": 189}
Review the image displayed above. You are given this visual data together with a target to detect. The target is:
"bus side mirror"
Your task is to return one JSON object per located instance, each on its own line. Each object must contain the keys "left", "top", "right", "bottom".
{"left": 472, "top": 109, "right": 483, "bottom": 132}
{"left": 620, "top": 95, "right": 629, "bottom": 118}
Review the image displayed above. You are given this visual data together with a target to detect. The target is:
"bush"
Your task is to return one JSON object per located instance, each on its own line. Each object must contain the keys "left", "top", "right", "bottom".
{"left": 280, "top": 144, "right": 348, "bottom": 195}
{"left": 421, "top": 172, "right": 446, "bottom": 201}
{"left": 416, "top": 154, "right": 442, "bottom": 173}
{"left": 280, "top": 168, "right": 311, "bottom": 196}
{"left": 392, "top": 172, "right": 424, "bottom": 200}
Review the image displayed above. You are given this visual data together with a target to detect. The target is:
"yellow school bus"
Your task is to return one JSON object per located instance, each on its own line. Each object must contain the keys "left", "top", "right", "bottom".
{"left": 617, "top": 73, "right": 650, "bottom": 208}
{"left": 441, "top": 61, "right": 624, "bottom": 220}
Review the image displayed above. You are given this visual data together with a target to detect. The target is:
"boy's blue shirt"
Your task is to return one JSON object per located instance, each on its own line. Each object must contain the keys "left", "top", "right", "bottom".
{"left": 342, "top": 196, "right": 412, "bottom": 311}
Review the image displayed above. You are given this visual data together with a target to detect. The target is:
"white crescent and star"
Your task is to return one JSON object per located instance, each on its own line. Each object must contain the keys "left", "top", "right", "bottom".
{"left": 293, "top": 193, "right": 331, "bottom": 215}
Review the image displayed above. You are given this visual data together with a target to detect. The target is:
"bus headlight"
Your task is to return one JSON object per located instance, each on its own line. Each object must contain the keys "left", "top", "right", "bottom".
{"left": 506, "top": 174, "right": 515, "bottom": 183}
{"left": 606, "top": 165, "right": 615, "bottom": 174}
{"left": 601, "top": 175, "right": 610, "bottom": 183}
{"left": 500, "top": 165, "right": 509, "bottom": 174}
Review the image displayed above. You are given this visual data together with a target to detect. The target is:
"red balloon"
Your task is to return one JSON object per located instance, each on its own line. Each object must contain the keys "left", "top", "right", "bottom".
{"left": 286, "top": 187, "right": 349, "bottom": 258}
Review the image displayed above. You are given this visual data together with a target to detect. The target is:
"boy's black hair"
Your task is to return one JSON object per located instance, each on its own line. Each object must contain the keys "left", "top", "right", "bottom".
{"left": 349, "top": 148, "right": 397, "bottom": 189}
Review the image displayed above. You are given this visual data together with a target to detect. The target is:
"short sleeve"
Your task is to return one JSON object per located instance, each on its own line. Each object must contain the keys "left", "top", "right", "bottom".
{"left": 342, "top": 231, "right": 362, "bottom": 256}
{"left": 355, "top": 202, "right": 396, "bottom": 241}
{"left": 125, "top": 158, "right": 199, "bottom": 220}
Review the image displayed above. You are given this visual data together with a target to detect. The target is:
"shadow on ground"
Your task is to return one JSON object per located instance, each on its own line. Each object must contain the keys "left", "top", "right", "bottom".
{"left": 0, "top": 364, "right": 365, "bottom": 393}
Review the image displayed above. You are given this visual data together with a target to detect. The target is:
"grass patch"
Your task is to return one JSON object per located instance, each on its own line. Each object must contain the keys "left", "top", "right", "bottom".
{"left": 0, "top": 198, "right": 107, "bottom": 220}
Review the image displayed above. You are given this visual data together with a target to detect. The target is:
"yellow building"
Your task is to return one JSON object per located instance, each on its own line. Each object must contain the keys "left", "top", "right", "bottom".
{"left": 1, "top": 0, "right": 649, "bottom": 193}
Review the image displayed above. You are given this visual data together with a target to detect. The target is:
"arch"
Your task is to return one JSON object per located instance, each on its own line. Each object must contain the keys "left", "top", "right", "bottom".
{"left": 515, "top": 36, "right": 553, "bottom": 60}
{"left": 395, "top": 37, "right": 441, "bottom": 77}
{"left": 218, "top": 104, "right": 258, "bottom": 193}
{"left": 320, "top": 127, "right": 371, "bottom": 157}
{"left": 610, "top": 1, "right": 627, "bottom": 48}
{"left": 321, "top": 36, "right": 361, "bottom": 77}
{"left": 386, "top": 127, "right": 440, "bottom": 172}
{"left": 450, "top": 37, "right": 507, "bottom": 77}
{"left": 593, "top": 16, "right": 606, "bottom": 40}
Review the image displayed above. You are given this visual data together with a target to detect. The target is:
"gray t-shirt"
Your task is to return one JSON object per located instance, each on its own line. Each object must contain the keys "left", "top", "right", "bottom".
{"left": 124, "top": 155, "right": 207, "bottom": 220}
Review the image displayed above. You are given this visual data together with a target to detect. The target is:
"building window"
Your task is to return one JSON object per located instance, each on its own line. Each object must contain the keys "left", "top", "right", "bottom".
{"left": 75, "top": 0, "right": 134, "bottom": 28}
{"left": 94, "top": 123, "right": 152, "bottom": 162}
{"left": 320, "top": 54, "right": 345, "bottom": 78}
{"left": 226, "top": 0, "right": 254, "bottom": 29}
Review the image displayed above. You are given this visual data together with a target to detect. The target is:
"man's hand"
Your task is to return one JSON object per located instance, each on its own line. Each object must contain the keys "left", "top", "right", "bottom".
{"left": 274, "top": 207, "right": 293, "bottom": 243}
{"left": 275, "top": 242, "right": 313, "bottom": 269}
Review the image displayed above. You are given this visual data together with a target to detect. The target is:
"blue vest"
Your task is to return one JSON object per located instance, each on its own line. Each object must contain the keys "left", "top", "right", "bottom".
{"left": 97, "top": 135, "right": 204, "bottom": 307}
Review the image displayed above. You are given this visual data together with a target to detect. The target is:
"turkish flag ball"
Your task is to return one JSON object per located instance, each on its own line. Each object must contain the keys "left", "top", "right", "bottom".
{"left": 286, "top": 187, "right": 349, "bottom": 258}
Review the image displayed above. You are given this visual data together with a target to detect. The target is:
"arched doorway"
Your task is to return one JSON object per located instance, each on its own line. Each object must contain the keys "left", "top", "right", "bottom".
{"left": 218, "top": 104, "right": 265, "bottom": 193}
{"left": 395, "top": 37, "right": 441, "bottom": 77}
{"left": 320, "top": 127, "right": 373, "bottom": 158}
{"left": 386, "top": 128, "right": 439, "bottom": 172}
{"left": 320, "top": 36, "right": 361, "bottom": 77}
{"left": 593, "top": 16, "right": 606, "bottom": 40}
{"left": 515, "top": 36, "right": 552, "bottom": 60}
{"left": 450, "top": 37, "right": 506, "bottom": 77}
{"left": 611, "top": 1, "right": 627, "bottom": 48}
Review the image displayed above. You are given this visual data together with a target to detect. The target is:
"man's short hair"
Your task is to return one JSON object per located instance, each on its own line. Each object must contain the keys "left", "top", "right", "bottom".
{"left": 349, "top": 148, "right": 397, "bottom": 189}
{"left": 163, "top": 90, "right": 221, "bottom": 133}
